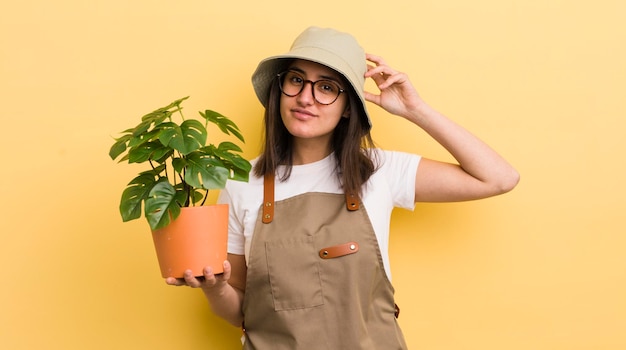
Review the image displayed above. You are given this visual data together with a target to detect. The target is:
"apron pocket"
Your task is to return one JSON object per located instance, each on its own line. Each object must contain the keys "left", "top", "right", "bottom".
{"left": 265, "top": 236, "right": 324, "bottom": 311}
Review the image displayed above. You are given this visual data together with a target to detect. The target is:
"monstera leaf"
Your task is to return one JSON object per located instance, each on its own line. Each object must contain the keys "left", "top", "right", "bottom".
{"left": 145, "top": 180, "right": 182, "bottom": 230}
{"left": 159, "top": 119, "right": 207, "bottom": 155}
{"left": 110, "top": 96, "right": 251, "bottom": 230}
{"left": 119, "top": 171, "right": 160, "bottom": 222}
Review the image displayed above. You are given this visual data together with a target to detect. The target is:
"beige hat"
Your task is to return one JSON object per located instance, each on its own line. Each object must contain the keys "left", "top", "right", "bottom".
{"left": 251, "top": 26, "right": 371, "bottom": 131}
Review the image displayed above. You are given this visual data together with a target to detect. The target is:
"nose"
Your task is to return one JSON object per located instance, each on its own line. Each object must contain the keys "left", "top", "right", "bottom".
{"left": 296, "top": 81, "right": 315, "bottom": 105}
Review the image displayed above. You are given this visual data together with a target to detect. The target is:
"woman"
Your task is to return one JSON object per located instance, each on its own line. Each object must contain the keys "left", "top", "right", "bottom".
{"left": 167, "top": 26, "right": 519, "bottom": 349}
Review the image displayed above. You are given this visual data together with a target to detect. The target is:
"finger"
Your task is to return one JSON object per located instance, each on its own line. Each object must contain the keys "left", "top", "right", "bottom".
{"left": 378, "top": 72, "right": 409, "bottom": 89}
{"left": 366, "top": 53, "right": 386, "bottom": 66}
{"left": 200, "top": 266, "right": 220, "bottom": 287}
{"left": 366, "top": 66, "right": 399, "bottom": 87}
{"left": 365, "top": 64, "right": 387, "bottom": 78}
{"left": 219, "top": 260, "right": 232, "bottom": 281}
{"left": 363, "top": 90, "right": 381, "bottom": 105}
{"left": 365, "top": 54, "right": 394, "bottom": 74}
{"left": 366, "top": 67, "right": 387, "bottom": 86}
{"left": 165, "top": 277, "right": 187, "bottom": 286}
{"left": 183, "top": 269, "right": 205, "bottom": 288}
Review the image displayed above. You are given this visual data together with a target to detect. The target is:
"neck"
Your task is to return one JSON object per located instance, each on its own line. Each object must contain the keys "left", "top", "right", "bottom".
{"left": 291, "top": 137, "right": 332, "bottom": 165}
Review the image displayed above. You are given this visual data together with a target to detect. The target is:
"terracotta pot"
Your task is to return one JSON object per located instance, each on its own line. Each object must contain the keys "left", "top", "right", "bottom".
{"left": 151, "top": 204, "right": 228, "bottom": 278}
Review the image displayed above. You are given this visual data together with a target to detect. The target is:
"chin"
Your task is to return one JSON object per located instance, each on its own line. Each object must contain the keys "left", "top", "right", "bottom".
{"left": 287, "top": 129, "right": 318, "bottom": 139}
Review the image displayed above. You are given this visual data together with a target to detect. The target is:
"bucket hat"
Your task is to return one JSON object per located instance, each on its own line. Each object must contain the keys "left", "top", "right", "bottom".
{"left": 251, "top": 26, "right": 371, "bottom": 131}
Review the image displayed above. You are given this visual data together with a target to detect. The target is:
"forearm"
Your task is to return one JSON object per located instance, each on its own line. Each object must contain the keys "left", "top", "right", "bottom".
{"left": 202, "top": 283, "right": 244, "bottom": 327}
{"left": 407, "top": 100, "right": 519, "bottom": 194}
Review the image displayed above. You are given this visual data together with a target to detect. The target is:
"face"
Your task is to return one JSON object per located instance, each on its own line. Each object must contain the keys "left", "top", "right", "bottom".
{"left": 279, "top": 59, "right": 349, "bottom": 143}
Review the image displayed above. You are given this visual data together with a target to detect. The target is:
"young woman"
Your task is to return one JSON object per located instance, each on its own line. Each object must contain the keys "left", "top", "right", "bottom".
{"left": 167, "top": 26, "right": 519, "bottom": 349}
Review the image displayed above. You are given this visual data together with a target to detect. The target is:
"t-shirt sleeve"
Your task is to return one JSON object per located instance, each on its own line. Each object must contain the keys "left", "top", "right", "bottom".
{"left": 378, "top": 149, "right": 421, "bottom": 210}
{"left": 217, "top": 185, "right": 246, "bottom": 255}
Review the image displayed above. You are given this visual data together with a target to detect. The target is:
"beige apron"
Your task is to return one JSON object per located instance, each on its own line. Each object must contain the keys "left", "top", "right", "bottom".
{"left": 242, "top": 173, "right": 407, "bottom": 349}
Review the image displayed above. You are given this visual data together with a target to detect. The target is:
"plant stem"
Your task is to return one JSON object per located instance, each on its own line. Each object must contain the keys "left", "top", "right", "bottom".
{"left": 200, "top": 189, "right": 209, "bottom": 206}
{"left": 183, "top": 182, "right": 191, "bottom": 207}
{"left": 149, "top": 160, "right": 155, "bottom": 170}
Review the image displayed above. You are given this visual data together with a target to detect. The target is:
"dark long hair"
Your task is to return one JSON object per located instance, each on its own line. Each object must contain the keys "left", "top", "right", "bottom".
{"left": 253, "top": 72, "right": 378, "bottom": 197}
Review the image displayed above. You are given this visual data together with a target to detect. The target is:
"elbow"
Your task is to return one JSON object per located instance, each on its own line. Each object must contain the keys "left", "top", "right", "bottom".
{"left": 497, "top": 168, "right": 520, "bottom": 194}
{"left": 226, "top": 314, "right": 244, "bottom": 328}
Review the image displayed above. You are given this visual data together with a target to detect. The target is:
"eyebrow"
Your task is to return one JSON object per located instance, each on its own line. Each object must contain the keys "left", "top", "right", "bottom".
{"left": 288, "top": 66, "right": 341, "bottom": 83}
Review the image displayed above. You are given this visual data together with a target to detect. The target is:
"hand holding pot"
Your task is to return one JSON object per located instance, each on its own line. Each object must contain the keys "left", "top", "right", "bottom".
{"left": 166, "top": 261, "right": 230, "bottom": 289}
{"left": 166, "top": 255, "right": 246, "bottom": 327}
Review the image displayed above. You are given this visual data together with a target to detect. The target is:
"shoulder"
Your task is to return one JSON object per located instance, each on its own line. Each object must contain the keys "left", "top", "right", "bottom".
{"left": 221, "top": 156, "right": 264, "bottom": 205}
{"left": 370, "top": 148, "right": 421, "bottom": 173}
{"left": 364, "top": 149, "right": 420, "bottom": 209}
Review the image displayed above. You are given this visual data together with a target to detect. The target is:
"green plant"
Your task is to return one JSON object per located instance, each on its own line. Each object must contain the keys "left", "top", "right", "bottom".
{"left": 109, "top": 96, "right": 251, "bottom": 230}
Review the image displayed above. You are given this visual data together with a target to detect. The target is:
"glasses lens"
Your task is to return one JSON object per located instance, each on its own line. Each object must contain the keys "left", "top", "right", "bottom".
{"left": 279, "top": 71, "right": 304, "bottom": 97}
{"left": 313, "top": 80, "right": 341, "bottom": 105}
{"left": 278, "top": 71, "right": 342, "bottom": 105}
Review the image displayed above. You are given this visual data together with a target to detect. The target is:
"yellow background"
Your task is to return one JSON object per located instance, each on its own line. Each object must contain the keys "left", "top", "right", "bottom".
{"left": 1, "top": 0, "right": 624, "bottom": 349}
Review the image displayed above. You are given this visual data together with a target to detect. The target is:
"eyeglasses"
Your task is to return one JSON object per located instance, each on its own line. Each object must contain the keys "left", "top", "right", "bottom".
{"left": 277, "top": 70, "right": 345, "bottom": 105}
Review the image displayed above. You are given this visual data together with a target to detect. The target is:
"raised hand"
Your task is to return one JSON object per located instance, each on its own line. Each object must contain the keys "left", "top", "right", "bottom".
{"left": 363, "top": 53, "right": 423, "bottom": 119}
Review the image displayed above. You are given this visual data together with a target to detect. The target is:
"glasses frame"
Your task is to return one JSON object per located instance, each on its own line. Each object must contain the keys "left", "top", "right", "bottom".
{"left": 277, "top": 70, "right": 346, "bottom": 105}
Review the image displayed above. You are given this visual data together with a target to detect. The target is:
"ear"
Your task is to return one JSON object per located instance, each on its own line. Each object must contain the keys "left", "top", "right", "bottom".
{"left": 342, "top": 105, "right": 351, "bottom": 118}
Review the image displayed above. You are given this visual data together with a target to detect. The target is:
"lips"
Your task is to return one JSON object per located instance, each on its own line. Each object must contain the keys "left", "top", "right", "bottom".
{"left": 291, "top": 108, "right": 316, "bottom": 120}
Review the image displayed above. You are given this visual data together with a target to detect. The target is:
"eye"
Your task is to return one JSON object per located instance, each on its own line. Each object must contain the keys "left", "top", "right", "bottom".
{"left": 287, "top": 71, "right": 303, "bottom": 85}
{"left": 317, "top": 81, "right": 338, "bottom": 94}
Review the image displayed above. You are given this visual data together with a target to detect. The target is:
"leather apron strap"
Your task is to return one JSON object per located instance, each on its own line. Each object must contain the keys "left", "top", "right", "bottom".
{"left": 261, "top": 172, "right": 275, "bottom": 223}
{"left": 262, "top": 172, "right": 359, "bottom": 224}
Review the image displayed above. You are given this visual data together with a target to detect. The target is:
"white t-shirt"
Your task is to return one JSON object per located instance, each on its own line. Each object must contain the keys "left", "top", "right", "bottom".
{"left": 217, "top": 149, "right": 421, "bottom": 278}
